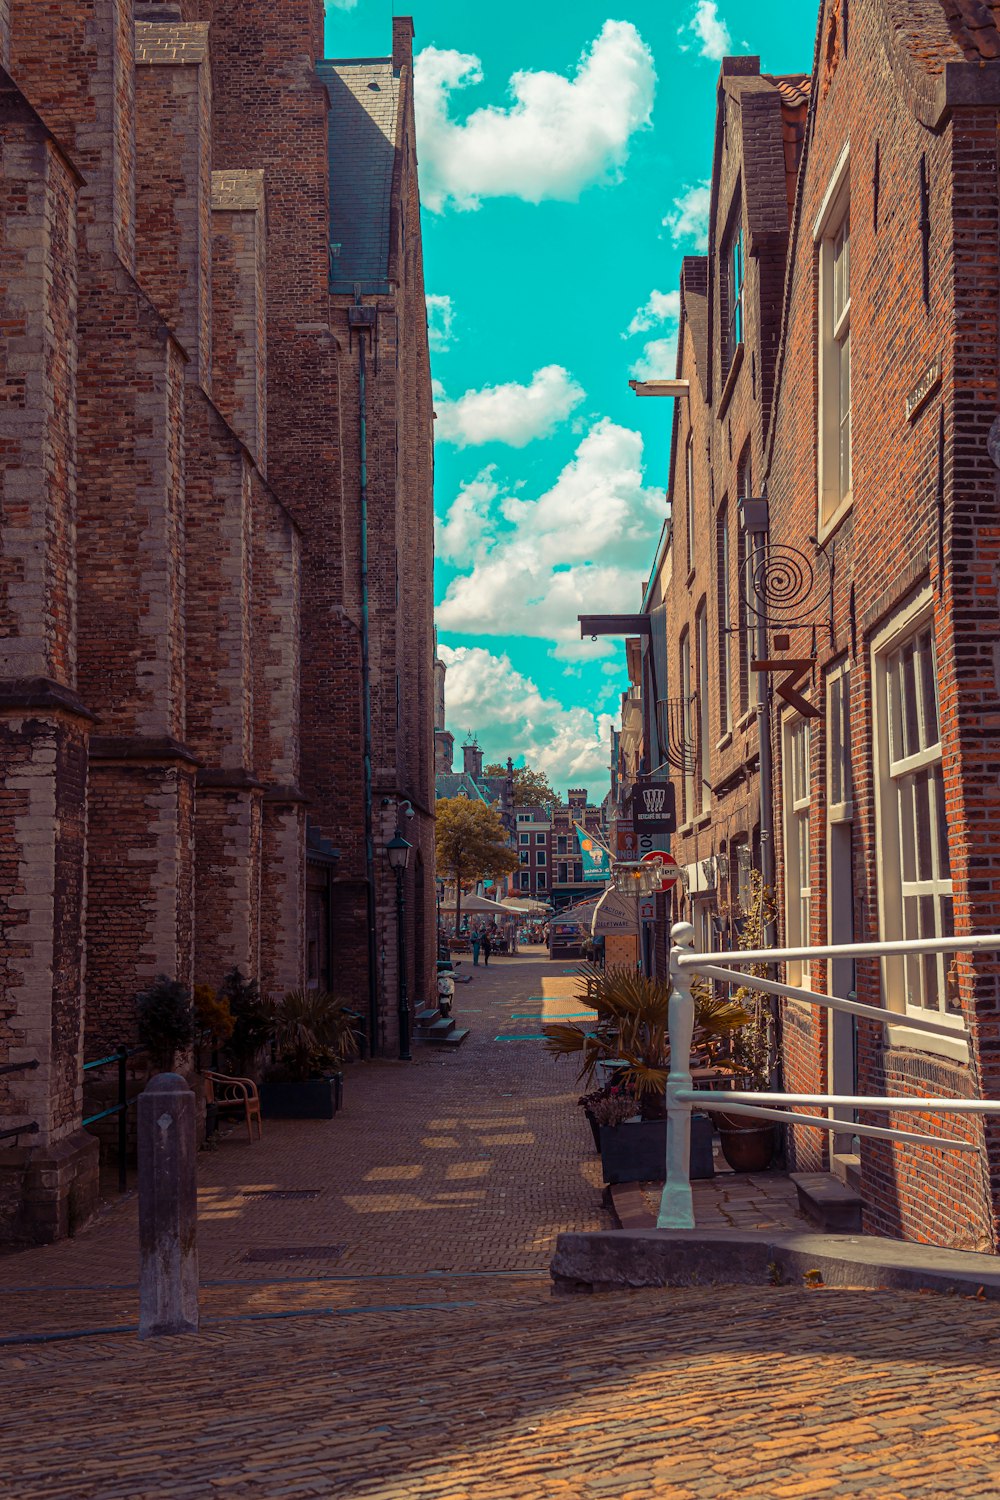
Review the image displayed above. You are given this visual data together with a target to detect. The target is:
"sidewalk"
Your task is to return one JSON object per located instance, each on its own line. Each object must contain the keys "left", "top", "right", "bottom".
{"left": 0, "top": 951, "right": 607, "bottom": 1334}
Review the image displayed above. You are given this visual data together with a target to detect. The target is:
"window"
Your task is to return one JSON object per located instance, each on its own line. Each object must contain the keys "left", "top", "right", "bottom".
{"left": 685, "top": 433, "right": 695, "bottom": 577}
{"left": 535, "top": 833, "right": 546, "bottom": 845}
{"left": 724, "top": 219, "right": 745, "bottom": 368}
{"left": 736, "top": 449, "right": 757, "bottom": 713}
{"left": 520, "top": 832, "right": 530, "bottom": 845}
{"left": 680, "top": 632, "right": 694, "bottom": 821}
{"left": 536, "top": 872, "right": 547, "bottom": 890}
{"left": 828, "top": 663, "right": 852, "bottom": 821}
{"left": 519, "top": 850, "right": 530, "bottom": 866}
{"left": 557, "top": 862, "right": 568, "bottom": 883}
{"left": 557, "top": 835, "right": 567, "bottom": 856}
{"left": 816, "top": 148, "right": 851, "bottom": 534}
{"left": 520, "top": 872, "right": 530, "bottom": 891}
{"left": 517, "top": 812, "right": 531, "bottom": 822}
{"left": 873, "top": 605, "right": 955, "bottom": 1028}
{"left": 696, "top": 605, "right": 710, "bottom": 813}
{"left": 717, "top": 501, "right": 732, "bottom": 734}
{"left": 782, "top": 716, "right": 812, "bottom": 985}
{"left": 574, "top": 862, "right": 583, "bottom": 882}
{"left": 536, "top": 850, "right": 546, "bottom": 867}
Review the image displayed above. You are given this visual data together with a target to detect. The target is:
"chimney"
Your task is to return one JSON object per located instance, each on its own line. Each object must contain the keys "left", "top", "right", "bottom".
{"left": 393, "top": 16, "right": 414, "bottom": 72}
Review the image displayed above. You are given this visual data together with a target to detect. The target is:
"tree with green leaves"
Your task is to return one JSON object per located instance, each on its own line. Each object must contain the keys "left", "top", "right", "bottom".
{"left": 435, "top": 797, "right": 519, "bottom": 933}
{"left": 484, "top": 762, "right": 557, "bottom": 808}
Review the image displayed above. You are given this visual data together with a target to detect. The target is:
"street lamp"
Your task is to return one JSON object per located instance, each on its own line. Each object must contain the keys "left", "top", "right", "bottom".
{"left": 386, "top": 829, "right": 413, "bottom": 1061}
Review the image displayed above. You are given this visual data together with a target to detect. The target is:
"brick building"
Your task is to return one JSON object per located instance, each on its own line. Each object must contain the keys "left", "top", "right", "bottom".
{"left": 513, "top": 806, "right": 552, "bottom": 903}
{"left": 0, "top": 3, "right": 435, "bottom": 1244}
{"left": 617, "top": 0, "right": 1000, "bottom": 1250}
{"left": 550, "top": 791, "right": 607, "bottom": 912}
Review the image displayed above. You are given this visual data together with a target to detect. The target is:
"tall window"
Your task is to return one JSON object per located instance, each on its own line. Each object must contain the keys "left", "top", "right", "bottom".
{"left": 685, "top": 434, "right": 695, "bottom": 576}
{"left": 680, "top": 632, "right": 694, "bottom": 822}
{"left": 828, "top": 664, "right": 852, "bottom": 820}
{"left": 736, "top": 448, "right": 757, "bottom": 713}
{"left": 874, "top": 608, "right": 955, "bottom": 1021}
{"left": 716, "top": 501, "right": 732, "bottom": 734}
{"left": 817, "top": 151, "right": 851, "bottom": 533}
{"left": 724, "top": 220, "right": 745, "bottom": 368}
{"left": 697, "top": 605, "right": 710, "bottom": 813}
{"left": 783, "top": 716, "right": 812, "bottom": 985}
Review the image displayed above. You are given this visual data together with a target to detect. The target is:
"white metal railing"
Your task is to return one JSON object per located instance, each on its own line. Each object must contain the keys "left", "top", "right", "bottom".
{"left": 658, "top": 921, "right": 1000, "bottom": 1230}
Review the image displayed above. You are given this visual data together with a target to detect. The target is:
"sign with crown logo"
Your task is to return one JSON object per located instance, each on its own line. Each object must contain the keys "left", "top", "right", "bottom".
{"left": 628, "top": 778, "right": 676, "bottom": 836}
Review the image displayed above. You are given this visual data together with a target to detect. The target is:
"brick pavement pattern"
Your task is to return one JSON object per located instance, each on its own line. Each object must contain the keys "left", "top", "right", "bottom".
{"left": 5, "top": 954, "right": 1000, "bottom": 1498}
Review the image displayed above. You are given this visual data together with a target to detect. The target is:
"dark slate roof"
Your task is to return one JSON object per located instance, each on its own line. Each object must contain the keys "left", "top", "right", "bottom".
{"left": 318, "top": 58, "right": 399, "bottom": 289}
{"left": 435, "top": 771, "right": 507, "bottom": 805}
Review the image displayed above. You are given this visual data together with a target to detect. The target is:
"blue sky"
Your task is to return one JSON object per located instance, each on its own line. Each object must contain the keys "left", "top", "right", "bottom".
{"left": 324, "top": 1, "right": 818, "bottom": 796}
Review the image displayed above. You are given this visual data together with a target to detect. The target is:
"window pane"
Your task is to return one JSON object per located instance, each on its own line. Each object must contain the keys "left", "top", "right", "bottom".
{"left": 899, "top": 779, "right": 916, "bottom": 883}
{"left": 914, "top": 769, "right": 933, "bottom": 881}
{"left": 933, "top": 765, "right": 951, "bottom": 880}
{"left": 838, "top": 330, "right": 851, "bottom": 499}
{"left": 902, "top": 641, "right": 920, "bottom": 758}
{"left": 919, "top": 629, "right": 939, "bottom": 747}
{"left": 829, "top": 676, "right": 843, "bottom": 805}
{"left": 888, "top": 653, "right": 903, "bottom": 763}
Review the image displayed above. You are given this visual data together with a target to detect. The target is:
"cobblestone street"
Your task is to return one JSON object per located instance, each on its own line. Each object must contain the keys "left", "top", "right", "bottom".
{"left": 5, "top": 953, "right": 1000, "bottom": 1499}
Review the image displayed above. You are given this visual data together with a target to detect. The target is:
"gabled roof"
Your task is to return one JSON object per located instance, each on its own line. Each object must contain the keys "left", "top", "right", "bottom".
{"left": 319, "top": 57, "right": 400, "bottom": 289}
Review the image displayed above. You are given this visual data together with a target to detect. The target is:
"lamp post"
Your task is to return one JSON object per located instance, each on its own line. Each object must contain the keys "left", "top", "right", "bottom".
{"left": 611, "top": 859, "right": 668, "bottom": 974}
{"left": 386, "top": 830, "right": 413, "bottom": 1061}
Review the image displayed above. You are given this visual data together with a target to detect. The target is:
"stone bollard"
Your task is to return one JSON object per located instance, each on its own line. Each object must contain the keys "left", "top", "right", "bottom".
{"left": 138, "top": 1072, "right": 199, "bottom": 1338}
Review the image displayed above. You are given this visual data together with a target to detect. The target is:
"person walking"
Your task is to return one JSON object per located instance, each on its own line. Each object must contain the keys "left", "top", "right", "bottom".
{"left": 470, "top": 930, "right": 482, "bottom": 966}
{"left": 481, "top": 929, "right": 492, "bottom": 967}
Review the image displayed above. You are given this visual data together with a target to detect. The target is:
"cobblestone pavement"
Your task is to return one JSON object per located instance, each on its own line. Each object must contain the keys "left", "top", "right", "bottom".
{"left": 5, "top": 953, "right": 1000, "bottom": 1499}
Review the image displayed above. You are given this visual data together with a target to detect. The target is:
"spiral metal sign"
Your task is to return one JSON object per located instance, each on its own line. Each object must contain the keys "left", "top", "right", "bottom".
{"left": 744, "top": 544, "right": 815, "bottom": 621}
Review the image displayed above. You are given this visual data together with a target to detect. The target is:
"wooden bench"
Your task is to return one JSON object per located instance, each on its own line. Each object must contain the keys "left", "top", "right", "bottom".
{"left": 204, "top": 1070, "right": 262, "bottom": 1143}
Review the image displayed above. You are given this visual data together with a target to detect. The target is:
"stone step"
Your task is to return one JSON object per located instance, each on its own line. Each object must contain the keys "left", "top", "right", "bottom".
{"left": 416, "top": 1023, "right": 470, "bottom": 1048}
{"left": 414, "top": 1016, "right": 455, "bottom": 1039}
{"left": 414, "top": 1006, "right": 440, "bottom": 1026}
{"left": 789, "top": 1171, "right": 864, "bottom": 1233}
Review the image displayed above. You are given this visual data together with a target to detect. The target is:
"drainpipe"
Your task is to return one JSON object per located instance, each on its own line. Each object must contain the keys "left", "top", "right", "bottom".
{"left": 353, "top": 296, "right": 379, "bottom": 1054}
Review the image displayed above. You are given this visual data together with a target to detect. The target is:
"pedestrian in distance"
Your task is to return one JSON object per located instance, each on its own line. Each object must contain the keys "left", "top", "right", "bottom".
{"left": 481, "top": 930, "right": 492, "bottom": 967}
{"left": 470, "top": 930, "right": 482, "bottom": 966}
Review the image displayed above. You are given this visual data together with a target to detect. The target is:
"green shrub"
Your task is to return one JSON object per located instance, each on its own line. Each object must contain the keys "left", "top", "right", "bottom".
{"left": 136, "top": 976, "right": 195, "bottom": 1070}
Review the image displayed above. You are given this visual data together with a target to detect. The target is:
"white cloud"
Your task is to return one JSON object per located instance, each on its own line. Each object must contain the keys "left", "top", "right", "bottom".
{"left": 626, "top": 288, "right": 681, "bottom": 337}
{"left": 438, "top": 644, "right": 615, "bottom": 792}
{"left": 426, "top": 293, "right": 455, "bottom": 352}
{"left": 684, "top": 2, "right": 733, "bottom": 61}
{"left": 327, "top": 0, "right": 358, "bottom": 9}
{"left": 625, "top": 289, "right": 680, "bottom": 379}
{"left": 435, "top": 364, "right": 585, "bottom": 448}
{"left": 630, "top": 335, "right": 678, "bottom": 381}
{"left": 436, "top": 469, "right": 499, "bottom": 562}
{"left": 414, "top": 22, "right": 656, "bottom": 213}
{"left": 436, "top": 418, "right": 664, "bottom": 646}
{"left": 663, "top": 181, "right": 711, "bottom": 251}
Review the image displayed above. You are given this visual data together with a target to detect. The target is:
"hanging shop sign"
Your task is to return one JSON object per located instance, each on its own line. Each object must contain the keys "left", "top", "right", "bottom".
{"left": 628, "top": 778, "right": 677, "bottom": 836}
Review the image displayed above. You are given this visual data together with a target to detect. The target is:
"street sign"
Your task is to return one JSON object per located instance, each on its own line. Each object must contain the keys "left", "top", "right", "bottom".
{"left": 628, "top": 779, "right": 677, "bottom": 835}
{"left": 638, "top": 897, "right": 656, "bottom": 922}
{"left": 640, "top": 849, "right": 680, "bottom": 894}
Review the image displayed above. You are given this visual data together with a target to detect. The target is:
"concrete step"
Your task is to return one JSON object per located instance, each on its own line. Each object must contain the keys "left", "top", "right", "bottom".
{"left": 414, "top": 1016, "right": 455, "bottom": 1039}
{"left": 416, "top": 1023, "right": 470, "bottom": 1048}
{"left": 414, "top": 1007, "right": 440, "bottom": 1026}
{"left": 789, "top": 1171, "right": 864, "bottom": 1233}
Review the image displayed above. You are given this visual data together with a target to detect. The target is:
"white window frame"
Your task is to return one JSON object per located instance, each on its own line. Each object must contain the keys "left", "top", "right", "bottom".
{"left": 815, "top": 143, "right": 851, "bottom": 541}
{"left": 519, "top": 832, "right": 530, "bottom": 845}
{"left": 826, "top": 659, "right": 853, "bottom": 826}
{"left": 782, "top": 713, "right": 812, "bottom": 987}
{"left": 536, "top": 849, "right": 546, "bottom": 867}
{"left": 871, "top": 591, "right": 964, "bottom": 1061}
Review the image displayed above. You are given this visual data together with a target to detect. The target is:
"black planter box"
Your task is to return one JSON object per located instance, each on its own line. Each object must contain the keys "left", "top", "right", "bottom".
{"left": 599, "top": 1113, "right": 714, "bottom": 1185}
{"left": 260, "top": 1073, "right": 342, "bottom": 1120}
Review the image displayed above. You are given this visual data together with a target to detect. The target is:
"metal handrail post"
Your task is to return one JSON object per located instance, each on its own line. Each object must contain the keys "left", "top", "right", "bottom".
{"left": 117, "top": 1047, "right": 128, "bottom": 1193}
{"left": 658, "top": 921, "right": 696, "bottom": 1229}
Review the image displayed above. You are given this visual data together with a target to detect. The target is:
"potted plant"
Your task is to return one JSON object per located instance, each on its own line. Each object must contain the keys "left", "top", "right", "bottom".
{"left": 136, "top": 975, "right": 195, "bottom": 1072}
{"left": 258, "top": 990, "right": 360, "bottom": 1119}
{"left": 709, "top": 873, "right": 779, "bottom": 1173}
{"left": 218, "top": 967, "right": 272, "bottom": 1076}
{"left": 545, "top": 964, "right": 749, "bottom": 1184}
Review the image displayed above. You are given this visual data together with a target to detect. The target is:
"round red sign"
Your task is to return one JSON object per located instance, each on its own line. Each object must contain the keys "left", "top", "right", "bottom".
{"left": 640, "top": 849, "right": 680, "bottom": 893}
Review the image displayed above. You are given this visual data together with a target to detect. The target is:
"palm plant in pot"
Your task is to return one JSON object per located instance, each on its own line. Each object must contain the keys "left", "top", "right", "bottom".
{"left": 259, "top": 990, "right": 359, "bottom": 1119}
{"left": 544, "top": 964, "right": 749, "bottom": 1184}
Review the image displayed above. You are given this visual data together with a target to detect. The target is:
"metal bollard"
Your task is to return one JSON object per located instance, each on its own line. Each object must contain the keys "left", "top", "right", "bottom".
{"left": 657, "top": 922, "right": 697, "bottom": 1230}
{"left": 138, "top": 1073, "right": 199, "bottom": 1338}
